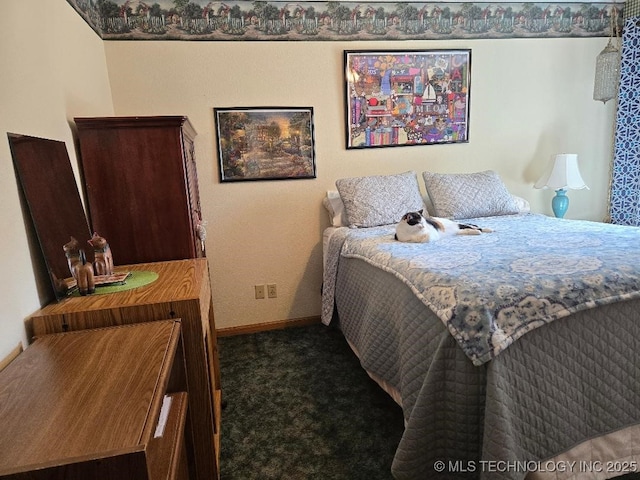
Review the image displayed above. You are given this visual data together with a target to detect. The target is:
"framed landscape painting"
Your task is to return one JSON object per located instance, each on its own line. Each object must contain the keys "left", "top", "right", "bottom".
{"left": 345, "top": 49, "right": 471, "bottom": 149}
{"left": 215, "top": 107, "right": 316, "bottom": 182}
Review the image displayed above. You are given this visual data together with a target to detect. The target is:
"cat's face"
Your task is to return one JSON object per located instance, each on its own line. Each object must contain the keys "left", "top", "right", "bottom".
{"left": 401, "top": 210, "right": 424, "bottom": 226}
{"left": 63, "top": 236, "right": 79, "bottom": 253}
{"left": 88, "top": 234, "right": 106, "bottom": 249}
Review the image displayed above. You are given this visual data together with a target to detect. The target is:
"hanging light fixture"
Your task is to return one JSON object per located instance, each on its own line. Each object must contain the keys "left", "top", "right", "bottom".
{"left": 593, "top": 5, "right": 621, "bottom": 103}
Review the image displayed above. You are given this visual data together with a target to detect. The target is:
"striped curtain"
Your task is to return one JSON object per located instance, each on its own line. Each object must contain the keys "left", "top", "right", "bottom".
{"left": 609, "top": 0, "right": 640, "bottom": 225}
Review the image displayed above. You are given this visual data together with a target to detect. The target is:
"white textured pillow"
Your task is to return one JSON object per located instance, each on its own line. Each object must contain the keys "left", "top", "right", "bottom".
{"left": 336, "top": 171, "right": 425, "bottom": 228}
{"left": 422, "top": 170, "right": 519, "bottom": 219}
{"left": 322, "top": 191, "right": 347, "bottom": 227}
{"left": 511, "top": 195, "right": 531, "bottom": 213}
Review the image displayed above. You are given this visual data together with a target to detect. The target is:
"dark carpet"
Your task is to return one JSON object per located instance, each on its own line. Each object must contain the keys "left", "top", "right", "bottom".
{"left": 217, "top": 324, "right": 640, "bottom": 480}
{"left": 218, "top": 323, "right": 404, "bottom": 479}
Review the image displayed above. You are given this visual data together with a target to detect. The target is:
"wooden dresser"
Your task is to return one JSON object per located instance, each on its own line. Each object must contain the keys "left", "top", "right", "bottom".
{"left": 0, "top": 320, "right": 189, "bottom": 480}
{"left": 74, "top": 116, "right": 205, "bottom": 265}
{"left": 28, "top": 259, "right": 220, "bottom": 480}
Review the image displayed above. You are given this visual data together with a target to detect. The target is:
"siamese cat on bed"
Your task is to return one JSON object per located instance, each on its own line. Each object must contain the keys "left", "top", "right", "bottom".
{"left": 395, "top": 210, "right": 492, "bottom": 243}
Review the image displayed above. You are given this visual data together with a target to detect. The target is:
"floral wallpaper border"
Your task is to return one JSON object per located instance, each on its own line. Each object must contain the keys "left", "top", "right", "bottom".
{"left": 68, "top": 0, "right": 623, "bottom": 41}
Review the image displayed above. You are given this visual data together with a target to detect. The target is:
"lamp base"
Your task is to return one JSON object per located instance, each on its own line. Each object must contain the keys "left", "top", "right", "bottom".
{"left": 552, "top": 189, "right": 569, "bottom": 218}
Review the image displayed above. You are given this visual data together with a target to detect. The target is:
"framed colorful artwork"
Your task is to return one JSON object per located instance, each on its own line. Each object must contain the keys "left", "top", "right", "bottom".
{"left": 214, "top": 107, "right": 316, "bottom": 182}
{"left": 345, "top": 49, "right": 471, "bottom": 149}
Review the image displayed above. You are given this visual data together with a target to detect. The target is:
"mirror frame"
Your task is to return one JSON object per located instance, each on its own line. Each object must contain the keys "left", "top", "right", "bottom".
{"left": 8, "top": 133, "right": 93, "bottom": 299}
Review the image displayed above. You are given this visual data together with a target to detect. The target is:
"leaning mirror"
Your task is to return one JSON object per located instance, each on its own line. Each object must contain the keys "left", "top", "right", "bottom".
{"left": 8, "top": 133, "right": 93, "bottom": 300}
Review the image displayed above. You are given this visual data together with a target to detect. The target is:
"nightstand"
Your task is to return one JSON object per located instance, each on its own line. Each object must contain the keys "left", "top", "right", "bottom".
{"left": 0, "top": 321, "right": 188, "bottom": 479}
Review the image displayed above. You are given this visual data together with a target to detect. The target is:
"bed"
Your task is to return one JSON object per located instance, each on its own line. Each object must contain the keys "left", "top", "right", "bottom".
{"left": 321, "top": 171, "right": 640, "bottom": 480}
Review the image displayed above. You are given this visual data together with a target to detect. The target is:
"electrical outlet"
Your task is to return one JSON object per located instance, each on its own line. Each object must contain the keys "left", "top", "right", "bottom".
{"left": 267, "top": 283, "right": 277, "bottom": 298}
{"left": 255, "top": 285, "right": 266, "bottom": 299}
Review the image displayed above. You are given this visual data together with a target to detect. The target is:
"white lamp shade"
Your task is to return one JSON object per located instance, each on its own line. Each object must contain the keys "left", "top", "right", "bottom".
{"left": 534, "top": 154, "right": 589, "bottom": 190}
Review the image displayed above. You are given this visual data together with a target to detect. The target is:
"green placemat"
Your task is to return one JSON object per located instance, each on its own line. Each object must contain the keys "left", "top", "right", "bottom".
{"left": 69, "top": 270, "right": 159, "bottom": 297}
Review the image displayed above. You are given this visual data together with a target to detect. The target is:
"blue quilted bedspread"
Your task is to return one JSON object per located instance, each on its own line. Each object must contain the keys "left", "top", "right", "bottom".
{"left": 326, "top": 213, "right": 640, "bottom": 366}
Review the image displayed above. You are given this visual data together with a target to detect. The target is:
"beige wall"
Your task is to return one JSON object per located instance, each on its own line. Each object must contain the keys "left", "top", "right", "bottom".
{"left": 0, "top": 1, "right": 619, "bottom": 357}
{"left": 104, "top": 38, "right": 616, "bottom": 330}
{"left": 0, "top": 0, "right": 113, "bottom": 359}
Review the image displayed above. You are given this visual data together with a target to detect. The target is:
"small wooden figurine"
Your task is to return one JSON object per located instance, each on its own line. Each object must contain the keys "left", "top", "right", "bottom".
{"left": 63, "top": 236, "right": 81, "bottom": 279}
{"left": 74, "top": 249, "right": 95, "bottom": 295}
{"left": 88, "top": 232, "right": 114, "bottom": 276}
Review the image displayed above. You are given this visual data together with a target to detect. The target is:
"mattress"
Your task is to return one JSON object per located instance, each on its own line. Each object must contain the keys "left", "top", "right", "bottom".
{"left": 322, "top": 215, "right": 640, "bottom": 480}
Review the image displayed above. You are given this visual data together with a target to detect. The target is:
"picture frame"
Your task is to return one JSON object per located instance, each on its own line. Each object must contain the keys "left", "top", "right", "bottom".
{"left": 214, "top": 107, "right": 316, "bottom": 182}
{"left": 345, "top": 49, "right": 471, "bottom": 149}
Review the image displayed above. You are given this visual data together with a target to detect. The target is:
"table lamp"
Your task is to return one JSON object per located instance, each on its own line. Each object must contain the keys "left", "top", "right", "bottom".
{"left": 534, "top": 154, "right": 589, "bottom": 218}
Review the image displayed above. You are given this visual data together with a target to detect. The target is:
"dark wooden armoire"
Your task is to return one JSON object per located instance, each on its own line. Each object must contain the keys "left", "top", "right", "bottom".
{"left": 74, "top": 116, "right": 205, "bottom": 266}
